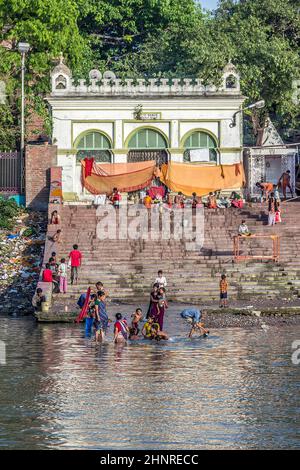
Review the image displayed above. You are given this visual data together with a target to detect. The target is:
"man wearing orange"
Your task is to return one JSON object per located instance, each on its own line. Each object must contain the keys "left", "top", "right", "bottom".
{"left": 278, "top": 170, "right": 293, "bottom": 199}
{"left": 143, "top": 193, "right": 152, "bottom": 209}
{"left": 256, "top": 181, "right": 274, "bottom": 200}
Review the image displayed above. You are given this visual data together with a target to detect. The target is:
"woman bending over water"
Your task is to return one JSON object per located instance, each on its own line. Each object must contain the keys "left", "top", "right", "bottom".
{"left": 114, "top": 313, "right": 129, "bottom": 343}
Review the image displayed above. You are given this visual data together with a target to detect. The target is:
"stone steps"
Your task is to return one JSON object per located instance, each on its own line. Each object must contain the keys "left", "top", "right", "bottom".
{"left": 47, "top": 202, "right": 300, "bottom": 309}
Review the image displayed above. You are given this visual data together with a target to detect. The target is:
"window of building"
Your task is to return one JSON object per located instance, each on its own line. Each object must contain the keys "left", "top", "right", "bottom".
{"left": 128, "top": 128, "right": 167, "bottom": 149}
{"left": 183, "top": 131, "right": 218, "bottom": 162}
{"left": 76, "top": 131, "right": 112, "bottom": 163}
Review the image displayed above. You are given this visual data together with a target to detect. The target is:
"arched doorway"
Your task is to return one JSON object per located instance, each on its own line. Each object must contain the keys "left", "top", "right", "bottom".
{"left": 75, "top": 131, "right": 113, "bottom": 163}
{"left": 127, "top": 128, "right": 169, "bottom": 166}
{"left": 183, "top": 130, "right": 218, "bottom": 163}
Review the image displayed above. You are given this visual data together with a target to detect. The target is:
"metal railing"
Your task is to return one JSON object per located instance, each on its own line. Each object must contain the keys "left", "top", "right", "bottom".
{"left": 0, "top": 151, "right": 21, "bottom": 193}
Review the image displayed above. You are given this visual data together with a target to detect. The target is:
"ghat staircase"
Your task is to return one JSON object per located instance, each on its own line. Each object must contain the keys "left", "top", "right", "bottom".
{"left": 50, "top": 201, "right": 300, "bottom": 311}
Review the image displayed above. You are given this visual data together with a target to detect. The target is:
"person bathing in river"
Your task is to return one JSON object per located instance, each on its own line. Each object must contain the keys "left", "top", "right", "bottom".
{"left": 180, "top": 308, "right": 209, "bottom": 337}
{"left": 77, "top": 281, "right": 108, "bottom": 309}
{"left": 85, "top": 294, "right": 97, "bottom": 338}
{"left": 150, "top": 322, "right": 169, "bottom": 341}
{"left": 188, "top": 320, "right": 210, "bottom": 338}
{"left": 142, "top": 316, "right": 169, "bottom": 341}
{"left": 148, "top": 284, "right": 166, "bottom": 326}
{"left": 113, "top": 313, "right": 129, "bottom": 344}
{"left": 129, "top": 308, "right": 143, "bottom": 339}
{"left": 156, "top": 286, "right": 168, "bottom": 330}
{"left": 94, "top": 290, "right": 109, "bottom": 343}
{"left": 95, "top": 281, "right": 109, "bottom": 297}
{"left": 147, "top": 283, "right": 160, "bottom": 318}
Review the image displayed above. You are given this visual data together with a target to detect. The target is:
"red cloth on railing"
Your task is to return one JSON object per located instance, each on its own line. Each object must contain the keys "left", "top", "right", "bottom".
{"left": 84, "top": 158, "right": 94, "bottom": 178}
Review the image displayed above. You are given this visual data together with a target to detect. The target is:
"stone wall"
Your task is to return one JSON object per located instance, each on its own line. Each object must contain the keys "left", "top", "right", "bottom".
{"left": 25, "top": 144, "right": 57, "bottom": 210}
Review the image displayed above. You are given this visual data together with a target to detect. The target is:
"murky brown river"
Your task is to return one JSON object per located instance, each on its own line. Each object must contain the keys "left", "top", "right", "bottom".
{"left": 0, "top": 314, "right": 299, "bottom": 449}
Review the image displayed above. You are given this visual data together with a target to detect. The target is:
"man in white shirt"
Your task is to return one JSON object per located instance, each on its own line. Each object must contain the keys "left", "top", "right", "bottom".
{"left": 154, "top": 270, "right": 167, "bottom": 288}
{"left": 238, "top": 220, "right": 251, "bottom": 236}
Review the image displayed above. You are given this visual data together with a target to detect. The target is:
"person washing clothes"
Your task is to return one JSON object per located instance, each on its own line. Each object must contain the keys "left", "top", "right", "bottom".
{"left": 180, "top": 308, "right": 209, "bottom": 337}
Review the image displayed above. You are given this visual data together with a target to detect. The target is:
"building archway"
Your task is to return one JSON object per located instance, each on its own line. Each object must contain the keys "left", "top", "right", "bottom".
{"left": 182, "top": 130, "right": 218, "bottom": 163}
{"left": 75, "top": 130, "right": 113, "bottom": 163}
{"left": 126, "top": 127, "right": 169, "bottom": 166}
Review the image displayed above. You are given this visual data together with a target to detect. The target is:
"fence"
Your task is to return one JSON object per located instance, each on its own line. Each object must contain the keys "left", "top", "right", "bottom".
{"left": 0, "top": 151, "right": 21, "bottom": 193}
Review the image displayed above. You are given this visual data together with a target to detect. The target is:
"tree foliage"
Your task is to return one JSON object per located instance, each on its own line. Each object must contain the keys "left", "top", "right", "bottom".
{"left": 0, "top": 0, "right": 299, "bottom": 150}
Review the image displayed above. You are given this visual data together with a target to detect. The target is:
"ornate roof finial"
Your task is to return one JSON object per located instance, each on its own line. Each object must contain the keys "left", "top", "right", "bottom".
{"left": 51, "top": 52, "right": 71, "bottom": 78}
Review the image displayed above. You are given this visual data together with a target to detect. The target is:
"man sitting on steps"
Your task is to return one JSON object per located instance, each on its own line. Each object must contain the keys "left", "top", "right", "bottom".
{"left": 238, "top": 220, "right": 251, "bottom": 236}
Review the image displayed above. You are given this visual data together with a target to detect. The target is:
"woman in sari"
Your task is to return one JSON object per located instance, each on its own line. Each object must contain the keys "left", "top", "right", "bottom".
{"left": 147, "top": 283, "right": 160, "bottom": 321}
{"left": 113, "top": 313, "right": 129, "bottom": 344}
{"left": 230, "top": 191, "right": 243, "bottom": 209}
{"left": 156, "top": 287, "right": 168, "bottom": 330}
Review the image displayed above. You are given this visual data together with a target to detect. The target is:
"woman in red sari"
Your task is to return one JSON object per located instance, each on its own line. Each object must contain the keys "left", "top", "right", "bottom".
{"left": 147, "top": 283, "right": 160, "bottom": 321}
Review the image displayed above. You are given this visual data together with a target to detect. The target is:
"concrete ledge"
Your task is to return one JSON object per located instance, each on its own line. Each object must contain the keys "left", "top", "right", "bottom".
{"left": 34, "top": 305, "right": 300, "bottom": 323}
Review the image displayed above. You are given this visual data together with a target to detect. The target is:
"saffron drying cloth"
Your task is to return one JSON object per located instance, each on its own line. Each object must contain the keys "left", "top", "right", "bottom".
{"left": 160, "top": 162, "right": 245, "bottom": 196}
{"left": 81, "top": 160, "right": 159, "bottom": 195}
{"left": 75, "top": 287, "right": 91, "bottom": 323}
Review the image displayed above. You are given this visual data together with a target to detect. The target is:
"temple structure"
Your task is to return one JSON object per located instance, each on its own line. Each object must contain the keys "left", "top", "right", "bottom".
{"left": 46, "top": 58, "right": 245, "bottom": 197}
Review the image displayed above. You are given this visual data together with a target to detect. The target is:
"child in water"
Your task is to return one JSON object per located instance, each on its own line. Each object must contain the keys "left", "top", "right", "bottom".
{"left": 129, "top": 308, "right": 143, "bottom": 339}
{"left": 142, "top": 316, "right": 169, "bottom": 341}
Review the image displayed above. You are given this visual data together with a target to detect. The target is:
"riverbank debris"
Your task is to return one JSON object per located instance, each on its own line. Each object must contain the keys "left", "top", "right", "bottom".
{"left": 0, "top": 201, "right": 46, "bottom": 315}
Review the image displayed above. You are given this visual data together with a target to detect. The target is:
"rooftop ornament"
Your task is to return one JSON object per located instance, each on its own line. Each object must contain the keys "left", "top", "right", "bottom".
{"left": 50, "top": 61, "right": 242, "bottom": 97}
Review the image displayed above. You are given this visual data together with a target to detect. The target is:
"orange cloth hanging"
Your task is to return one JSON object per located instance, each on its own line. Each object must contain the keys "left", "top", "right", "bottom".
{"left": 81, "top": 160, "right": 157, "bottom": 194}
{"left": 160, "top": 162, "right": 245, "bottom": 196}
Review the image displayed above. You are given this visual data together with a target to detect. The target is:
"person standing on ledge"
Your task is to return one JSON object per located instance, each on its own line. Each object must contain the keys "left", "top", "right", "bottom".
{"left": 268, "top": 192, "right": 278, "bottom": 226}
{"left": 68, "top": 244, "right": 82, "bottom": 285}
{"left": 219, "top": 274, "right": 228, "bottom": 308}
{"left": 109, "top": 187, "right": 122, "bottom": 209}
{"left": 32, "top": 288, "right": 46, "bottom": 311}
{"left": 278, "top": 170, "right": 294, "bottom": 199}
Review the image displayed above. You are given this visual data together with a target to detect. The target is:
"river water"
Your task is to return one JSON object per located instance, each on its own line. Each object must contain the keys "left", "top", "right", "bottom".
{"left": 0, "top": 314, "right": 299, "bottom": 450}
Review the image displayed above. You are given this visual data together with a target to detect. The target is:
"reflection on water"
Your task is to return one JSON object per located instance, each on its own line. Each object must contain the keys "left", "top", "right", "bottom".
{"left": 0, "top": 315, "right": 299, "bottom": 450}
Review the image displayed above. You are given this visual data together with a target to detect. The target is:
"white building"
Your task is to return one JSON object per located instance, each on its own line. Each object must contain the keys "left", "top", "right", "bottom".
{"left": 47, "top": 59, "right": 245, "bottom": 197}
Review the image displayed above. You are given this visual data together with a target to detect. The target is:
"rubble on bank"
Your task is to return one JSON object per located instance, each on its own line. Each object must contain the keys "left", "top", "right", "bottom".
{"left": 0, "top": 199, "right": 46, "bottom": 315}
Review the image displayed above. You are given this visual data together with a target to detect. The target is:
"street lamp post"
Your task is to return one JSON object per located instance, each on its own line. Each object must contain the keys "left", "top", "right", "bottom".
{"left": 229, "top": 100, "right": 265, "bottom": 128}
{"left": 17, "top": 41, "right": 30, "bottom": 194}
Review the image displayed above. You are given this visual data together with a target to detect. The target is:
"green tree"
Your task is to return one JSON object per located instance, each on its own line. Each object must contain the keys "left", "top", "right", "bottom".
{"left": 214, "top": 0, "right": 300, "bottom": 144}
{"left": 0, "top": 0, "right": 89, "bottom": 150}
{"left": 75, "top": 0, "right": 200, "bottom": 75}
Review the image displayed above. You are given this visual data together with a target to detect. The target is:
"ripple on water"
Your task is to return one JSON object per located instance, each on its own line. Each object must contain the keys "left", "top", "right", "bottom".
{"left": 0, "top": 317, "right": 299, "bottom": 449}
